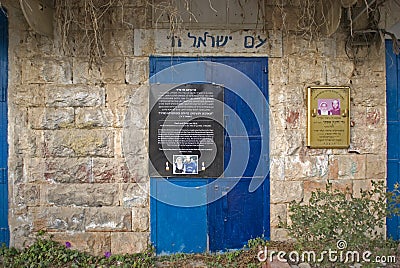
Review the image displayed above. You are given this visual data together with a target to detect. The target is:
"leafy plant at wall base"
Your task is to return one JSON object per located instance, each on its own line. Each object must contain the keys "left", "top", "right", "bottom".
{"left": 0, "top": 237, "right": 156, "bottom": 268}
{"left": 285, "top": 181, "right": 399, "bottom": 267}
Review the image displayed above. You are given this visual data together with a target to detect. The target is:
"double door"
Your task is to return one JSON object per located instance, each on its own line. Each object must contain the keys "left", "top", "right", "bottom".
{"left": 150, "top": 56, "right": 269, "bottom": 253}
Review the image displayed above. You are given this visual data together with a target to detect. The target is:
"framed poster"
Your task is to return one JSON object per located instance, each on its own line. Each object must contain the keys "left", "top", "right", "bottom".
{"left": 307, "top": 86, "right": 350, "bottom": 148}
{"left": 149, "top": 83, "right": 224, "bottom": 177}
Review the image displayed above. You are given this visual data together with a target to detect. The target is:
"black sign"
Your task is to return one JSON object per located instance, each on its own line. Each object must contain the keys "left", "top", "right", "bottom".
{"left": 149, "top": 83, "right": 224, "bottom": 177}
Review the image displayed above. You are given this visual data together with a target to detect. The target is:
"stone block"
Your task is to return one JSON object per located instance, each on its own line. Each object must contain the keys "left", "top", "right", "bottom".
{"left": 132, "top": 207, "right": 149, "bottom": 232}
{"left": 112, "top": 106, "right": 127, "bottom": 128}
{"left": 269, "top": 156, "right": 285, "bottom": 181}
{"left": 284, "top": 155, "right": 328, "bottom": 180}
{"left": 285, "top": 109, "right": 301, "bottom": 129}
{"left": 366, "top": 106, "right": 384, "bottom": 129}
{"left": 105, "top": 6, "right": 149, "bottom": 29}
{"left": 366, "top": 154, "right": 386, "bottom": 179}
{"left": 25, "top": 157, "right": 92, "bottom": 183}
{"left": 267, "top": 256, "right": 291, "bottom": 268}
{"left": 13, "top": 183, "right": 40, "bottom": 207}
{"left": 351, "top": 127, "right": 386, "bottom": 154}
{"left": 126, "top": 57, "right": 149, "bottom": 85}
{"left": 270, "top": 203, "right": 287, "bottom": 227}
{"left": 353, "top": 179, "right": 385, "bottom": 198}
{"left": 269, "top": 104, "right": 286, "bottom": 131}
{"left": 105, "top": 84, "right": 136, "bottom": 127}
{"left": 303, "top": 180, "right": 327, "bottom": 203}
{"left": 18, "top": 30, "right": 60, "bottom": 57}
{"left": 333, "top": 32, "right": 351, "bottom": 59}
{"left": 308, "top": 155, "right": 329, "bottom": 178}
{"left": 8, "top": 214, "right": 36, "bottom": 248}
{"left": 75, "top": 107, "right": 114, "bottom": 128}
{"left": 103, "top": 29, "right": 134, "bottom": 56}
{"left": 18, "top": 129, "right": 45, "bottom": 158}
{"left": 51, "top": 232, "right": 111, "bottom": 256}
{"left": 114, "top": 129, "right": 124, "bottom": 158}
{"left": 46, "top": 184, "right": 119, "bottom": 207}
{"left": 111, "top": 232, "right": 149, "bottom": 254}
{"left": 45, "top": 85, "right": 105, "bottom": 107}
{"left": 32, "top": 207, "right": 86, "bottom": 232}
{"left": 122, "top": 125, "right": 148, "bottom": 180}
{"left": 22, "top": 57, "right": 72, "bottom": 84}
{"left": 85, "top": 207, "right": 132, "bottom": 231}
{"left": 72, "top": 58, "right": 102, "bottom": 84}
{"left": 44, "top": 130, "right": 114, "bottom": 157}
{"left": 284, "top": 130, "right": 303, "bottom": 155}
{"left": 284, "top": 84, "right": 306, "bottom": 107}
{"left": 285, "top": 36, "right": 319, "bottom": 56}
{"left": 123, "top": 104, "right": 148, "bottom": 130}
{"left": 105, "top": 84, "right": 134, "bottom": 108}
{"left": 121, "top": 183, "right": 149, "bottom": 207}
{"left": 28, "top": 107, "right": 75, "bottom": 129}
{"left": 362, "top": 85, "right": 386, "bottom": 107}
{"left": 270, "top": 228, "right": 290, "bottom": 242}
{"left": 122, "top": 155, "right": 149, "bottom": 183}
{"left": 328, "top": 154, "right": 366, "bottom": 180}
{"left": 288, "top": 56, "right": 325, "bottom": 84}
{"left": 325, "top": 58, "right": 354, "bottom": 85}
{"left": 349, "top": 85, "right": 365, "bottom": 106}
{"left": 91, "top": 157, "right": 148, "bottom": 183}
{"left": 268, "top": 84, "right": 287, "bottom": 107}
{"left": 350, "top": 105, "right": 366, "bottom": 127}
{"left": 9, "top": 156, "right": 24, "bottom": 184}
{"left": 33, "top": 207, "right": 132, "bottom": 232}
{"left": 284, "top": 155, "right": 308, "bottom": 180}
{"left": 11, "top": 84, "right": 45, "bottom": 107}
{"left": 330, "top": 179, "right": 353, "bottom": 194}
{"left": 92, "top": 158, "right": 125, "bottom": 183}
{"left": 270, "top": 181, "right": 303, "bottom": 203}
{"left": 268, "top": 58, "right": 289, "bottom": 86}
{"left": 101, "top": 57, "right": 126, "bottom": 84}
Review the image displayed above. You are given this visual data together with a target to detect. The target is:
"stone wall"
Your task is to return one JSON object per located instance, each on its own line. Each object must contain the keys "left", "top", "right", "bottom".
{"left": 4, "top": 0, "right": 150, "bottom": 255}
{"left": 268, "top": 33, "right": 386, "bottom": 240}
{"left": 3, "top": 0, "right": 388, "bottom": 254}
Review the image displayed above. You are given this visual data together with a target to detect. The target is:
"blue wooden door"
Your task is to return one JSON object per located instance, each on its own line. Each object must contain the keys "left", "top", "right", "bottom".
{"left": 150, "top": 56, "right": 269, "bottom": 253}
{"left": 386, "top": 39, "right": 400, "bottom": 240}
{"left": 207, "top": 58, "right": 269, "bottom": 251}
{"left": 150, "top": 57, "right": 210, "bottom": 254}
{"left": 0, "top": 9, "right": 9, "bottom": 246}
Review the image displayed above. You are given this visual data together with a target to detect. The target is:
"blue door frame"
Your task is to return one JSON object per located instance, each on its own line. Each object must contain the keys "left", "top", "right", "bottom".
{"left": 150, "top": 56, "right": 269, "bottom": 254}
{"left": 0, "top": 9, "right": 9, "bottom": 246}
{"left": 386, "top": 39, "right": 400, "bottom": 240}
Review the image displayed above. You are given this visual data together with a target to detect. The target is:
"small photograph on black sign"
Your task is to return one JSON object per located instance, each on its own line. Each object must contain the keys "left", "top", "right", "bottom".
{"left": 173, "top": 155, "right": 198, "bottom": 175}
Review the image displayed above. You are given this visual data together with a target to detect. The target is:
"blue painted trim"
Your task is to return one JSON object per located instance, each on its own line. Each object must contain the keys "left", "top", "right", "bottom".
{"left": 0, "top": 8, "right": 9, "bottom": 247}
{"left": 386, "top": 39, "right": 400, "bottom": 240}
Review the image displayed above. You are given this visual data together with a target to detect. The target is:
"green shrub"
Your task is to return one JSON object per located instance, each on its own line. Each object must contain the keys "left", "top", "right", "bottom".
{"left": 0, "top": 234, "right": 155, "bottom": 268}
{"left": 285, "top": 180, "right": 399, "bottom": 267}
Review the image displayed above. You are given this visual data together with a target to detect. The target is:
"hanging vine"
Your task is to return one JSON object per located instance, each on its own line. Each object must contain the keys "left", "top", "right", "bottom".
{"left": 56, "top": 0, "right": 119, "bottom": 67}
{"left": 53, "top": 0, "right": 399, "bottom": 67}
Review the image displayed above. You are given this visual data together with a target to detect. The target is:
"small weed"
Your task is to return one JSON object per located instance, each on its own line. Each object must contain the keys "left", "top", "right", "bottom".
{"left": 247, "top": 237, "right": 268, "bottom": 249}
